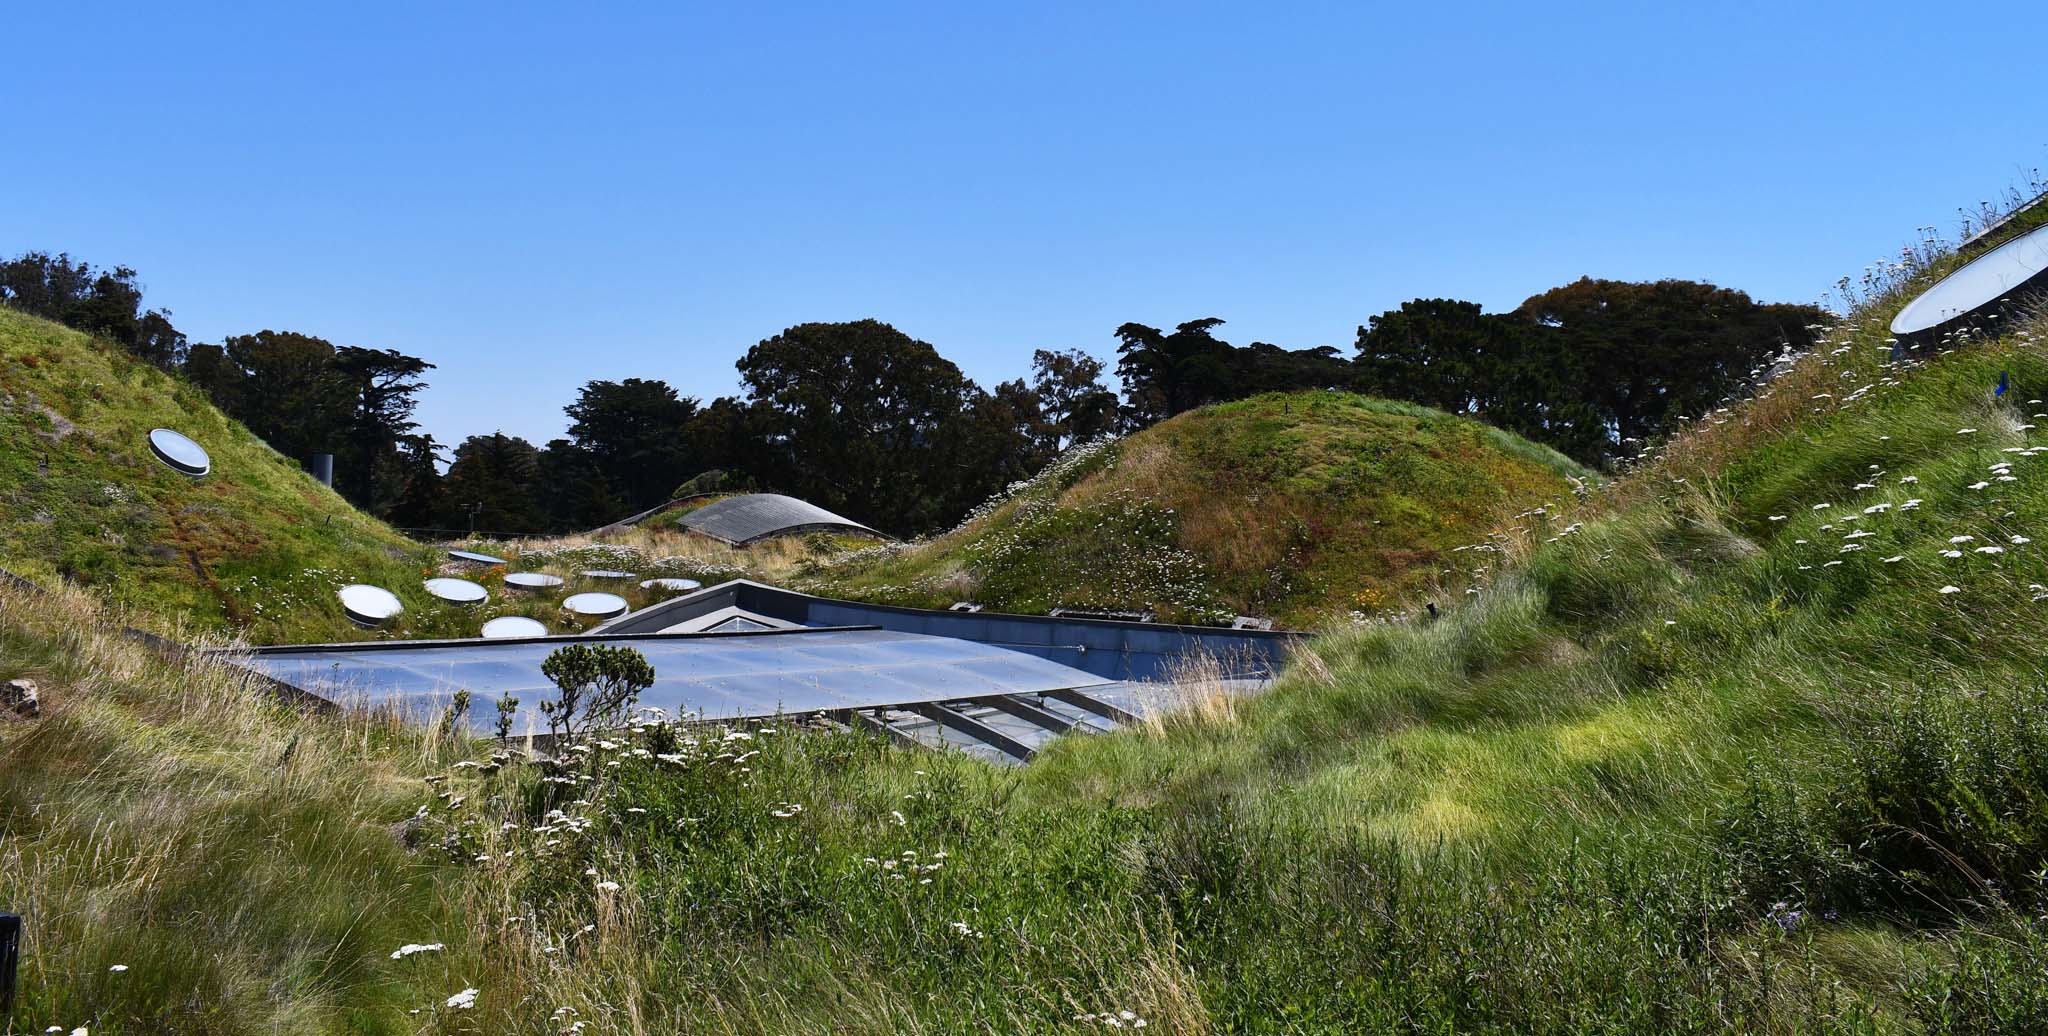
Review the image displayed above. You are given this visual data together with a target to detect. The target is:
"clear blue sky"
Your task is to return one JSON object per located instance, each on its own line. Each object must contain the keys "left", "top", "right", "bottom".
{"left": 4, "top": 1, "right": 2041, "bottom": 449}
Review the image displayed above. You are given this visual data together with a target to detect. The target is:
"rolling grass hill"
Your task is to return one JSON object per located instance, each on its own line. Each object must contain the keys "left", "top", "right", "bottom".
{"left": 0, "top": 308, "right": 736, "bottom": 645}
{"left": 0, "top": 306, "right": 436, "bottom": 642}
{"left": 808, "top": 392, "right": 1591, "bottom": 626}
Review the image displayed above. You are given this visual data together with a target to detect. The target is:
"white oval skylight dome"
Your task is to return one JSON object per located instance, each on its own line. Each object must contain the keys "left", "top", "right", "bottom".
{"left": 640, "top": 577, "right": 703, "bottom": 591}
{"left": 563, "top": 592, "right": 629, "bottom": 618}
{"left": 480, "top": 615, "right": 550, "bottom": 639}
{"left": 423, "top": 577, "right": 489, "bottom": 604}
{"left": 338, "top": 584, "right": 404, "bottom": 626}
{"left": 503, "top": 573, "right": 565, "bottom": 591}
{"left": 1892, "top": 223, "right": 2048, "bottom": 339}
{"left": 147, "top": 428, "right": 211, "bottom": 476}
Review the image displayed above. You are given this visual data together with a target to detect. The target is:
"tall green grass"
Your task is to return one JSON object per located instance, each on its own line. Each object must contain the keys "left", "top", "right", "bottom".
{"left": 0, "top": 583, "right": 504, "bottom": 1034}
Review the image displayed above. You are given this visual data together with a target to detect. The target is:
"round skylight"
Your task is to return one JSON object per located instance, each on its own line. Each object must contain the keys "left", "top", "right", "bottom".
{"left": 579, "top": 569, "right": 637, "bottom": 581}
{"left": 639, "top": 577, "right": 702, "bottom": 592}
{"left": 338, "top": 584, "right": 404, "bottom": 627}
{"left": 448, "top": 549, "right": 508, "bottom": 566}
{"left": 147, "top": 428, "right": 211, "bottom": 477}
{"left": 1892, "top": 223, "right": 2048, "bottom": 341}
{"left": 480, "top": 615, "right": 550, "bottom": 639}
{"left": 562, "top": 592, "right": 629, "bottom": 618}
{"left": 423, "top": 577, "right": 489, "bottom": 604}
{"left": 503, "top": 573, "right": 565, "bottom": 592}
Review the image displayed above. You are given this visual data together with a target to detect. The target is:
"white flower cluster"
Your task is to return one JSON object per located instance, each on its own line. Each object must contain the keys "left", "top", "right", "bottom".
{"left": 945, "top": 434, "right": 1124, "bottom": 537}
{"left": 862, "top": 848, "right": 949, "bottom": 885}
{"left": 1073, "top": 1009, "right": 1149, "bottom": 1028}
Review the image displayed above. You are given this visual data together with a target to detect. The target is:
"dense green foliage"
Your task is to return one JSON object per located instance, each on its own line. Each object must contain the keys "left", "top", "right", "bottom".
{"left": 1355, "top": 279, "right": 1829, "bottom": 465}
{"left": 185, "top": 329, "right": 441, "bottom": 523}
{"left": 1113, "top": 317, "right": 1353, "bottom": 426}
{"left": 726, "top": 319, "right": 1041, "bottom": 532}
{"left": 0, "top": 251, "right": 188, "bottom": 369}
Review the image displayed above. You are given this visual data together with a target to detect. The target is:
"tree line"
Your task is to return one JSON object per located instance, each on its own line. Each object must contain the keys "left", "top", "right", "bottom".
{"left": 3, "top": 249, "right": 1827, "bottom": 536}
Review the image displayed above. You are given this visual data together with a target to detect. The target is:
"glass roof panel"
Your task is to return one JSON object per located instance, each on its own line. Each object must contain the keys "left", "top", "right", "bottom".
{"left": 233, "top": 628, "right": 1111, "bottom": 734}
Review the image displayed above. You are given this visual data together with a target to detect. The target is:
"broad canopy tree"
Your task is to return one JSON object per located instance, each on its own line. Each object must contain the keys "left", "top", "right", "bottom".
{"left": 0, "top": 251, "right": 188, "bottom": 369}
{"left": 1029, "top": 348, "right": 1119, "bottom": 452}
{"left": 1114, "top": 317, "right": 1350, "bottom": 427}
{"left": 181, "top": 330, "right": 443, "bottom": 521}
{"left": 1354, "top": 279, "right": 1826, "bottom": 465}
{"left": 563, "top": 378, "right": 703, "bottom": 515}
{"left": 330, "top": 345, "right": 437, "bottom": 514}
{"left": 1512, "top": 277, "right": 1826, "bottom": 455}
{"left": 439, "top": 433, "right": 547, "bottom": 534}
{"left": 735, "top": 319, "right": 1002, "bottom": 533}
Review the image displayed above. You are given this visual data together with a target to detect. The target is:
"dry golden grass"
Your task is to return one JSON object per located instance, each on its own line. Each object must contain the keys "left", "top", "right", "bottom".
{"left": 1141, "top": 652, "right": 1244, "bottom": 735}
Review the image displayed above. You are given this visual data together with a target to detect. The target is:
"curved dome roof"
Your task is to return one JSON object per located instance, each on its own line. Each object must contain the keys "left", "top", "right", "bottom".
{"left": 678, "top": 493, "right": 884, "bottom": 545}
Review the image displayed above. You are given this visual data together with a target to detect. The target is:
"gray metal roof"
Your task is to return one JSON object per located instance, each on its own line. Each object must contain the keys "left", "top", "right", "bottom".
{"left": 233, "top": 627, "right": 1110, "bottom": 735}
{"left": 677, "top": 493, "right": 884, "bottom": 545}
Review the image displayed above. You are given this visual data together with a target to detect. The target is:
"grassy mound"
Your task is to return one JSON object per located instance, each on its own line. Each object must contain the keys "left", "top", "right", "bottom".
{"left": 0, "top": 306, "right": 438, "bottom": 641}
{"left": 814, "top": 392, "right": 1590, "bottom": 625}
{"left": 0, "top": 308, "right": 908, "bottom": 644}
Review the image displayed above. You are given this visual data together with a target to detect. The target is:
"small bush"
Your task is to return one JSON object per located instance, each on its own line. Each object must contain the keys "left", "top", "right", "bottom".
{"left": 538, "top": 644, "right": 656, "bottom": 742}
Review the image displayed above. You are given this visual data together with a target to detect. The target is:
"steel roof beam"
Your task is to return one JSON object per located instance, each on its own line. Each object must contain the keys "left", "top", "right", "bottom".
{"left": 902, "top": 701, "right": 1037, "bottom": 763}
{"left": 1037, "top": 687, "right": 1138, "bottom": 726}
{"left": 827, "top": 707, "right": 926, "bottom": 753}
{"left": 961, "top": 694, "right": 1087, "bottom": 735}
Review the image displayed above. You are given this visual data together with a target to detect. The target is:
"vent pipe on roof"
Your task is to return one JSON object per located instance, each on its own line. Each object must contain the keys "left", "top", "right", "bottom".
{"left": 309, "top": 453, "right": 334, "bottom": 487}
